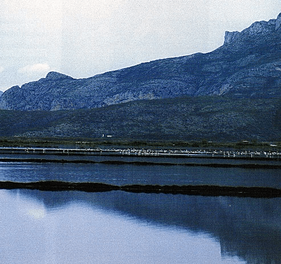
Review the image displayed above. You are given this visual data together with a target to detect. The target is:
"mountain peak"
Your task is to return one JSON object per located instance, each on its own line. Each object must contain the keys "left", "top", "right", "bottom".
{"left": 46, "top": 71, "right": 73, "bottom": 80}
{"left": 224, "top": 13, "right": 281, "bottom": 45}
{"left": 1, "top": 14, "right": 281, "bottom": 111}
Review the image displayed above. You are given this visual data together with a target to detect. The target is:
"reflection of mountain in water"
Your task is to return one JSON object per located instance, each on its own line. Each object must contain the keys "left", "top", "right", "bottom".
{"left": 16, "top": 189, "right": 281, "bottom": 264}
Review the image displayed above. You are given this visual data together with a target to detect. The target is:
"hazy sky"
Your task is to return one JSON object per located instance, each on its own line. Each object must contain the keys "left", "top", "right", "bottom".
{"left": 0, "top": 0, "right": 280, "bottom": 91}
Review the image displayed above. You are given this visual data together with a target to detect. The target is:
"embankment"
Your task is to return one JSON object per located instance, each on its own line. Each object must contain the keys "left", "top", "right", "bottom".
{"left": 0, "top": 181, "right": 280, "bottom": 198}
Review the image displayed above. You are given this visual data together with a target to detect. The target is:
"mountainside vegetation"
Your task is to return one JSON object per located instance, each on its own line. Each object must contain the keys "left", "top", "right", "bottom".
{"left": 0, "top": 96, "right": 280, "bottom": 142}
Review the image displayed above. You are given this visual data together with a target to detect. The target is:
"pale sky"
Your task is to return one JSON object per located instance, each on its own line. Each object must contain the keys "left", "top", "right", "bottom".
{"left": 0, "top": 0, "right": 280, "bottom": 91}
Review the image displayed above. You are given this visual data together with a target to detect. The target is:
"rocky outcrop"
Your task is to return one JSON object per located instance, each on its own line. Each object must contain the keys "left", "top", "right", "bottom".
{"left": 275, "top": 13, "right": 281, "bottom": 30}
{"left": 1, "top": 14, "right": 281, "bottom": 111}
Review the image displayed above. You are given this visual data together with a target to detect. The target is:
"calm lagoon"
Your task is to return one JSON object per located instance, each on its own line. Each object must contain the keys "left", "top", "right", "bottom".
{"left": 0, "top": 161, "right": 280, "bottom": 263}
{"left": 0, "top": 161, "right": 281, "bottom": 188}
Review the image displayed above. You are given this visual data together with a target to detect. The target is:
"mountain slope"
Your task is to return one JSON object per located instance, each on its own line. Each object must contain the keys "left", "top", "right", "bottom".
{"left": 0, "top": 96, "right": 280, "bottom": 141}
{"left": 1, "top": 14, "right": 281, "bottom": 111}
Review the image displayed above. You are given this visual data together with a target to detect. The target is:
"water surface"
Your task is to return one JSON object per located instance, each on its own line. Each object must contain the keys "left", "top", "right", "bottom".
{"left": 0, "top": 161, "right": 280, "bottom": 188}
{"left": 0, "top": 161, "right": 280, "bottom": 263}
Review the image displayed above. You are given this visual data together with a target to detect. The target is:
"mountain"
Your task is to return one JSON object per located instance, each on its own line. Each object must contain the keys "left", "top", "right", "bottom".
{"left": 0, "top": 14, "right": 281, "bottom": 142}
{"left": 1, "top": 14, "right": 281, "bottom": 111}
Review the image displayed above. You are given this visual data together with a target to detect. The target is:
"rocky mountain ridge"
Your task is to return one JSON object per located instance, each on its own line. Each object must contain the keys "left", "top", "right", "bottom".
{"left": 1, "top": 14, "right": 281, "bottom": 111}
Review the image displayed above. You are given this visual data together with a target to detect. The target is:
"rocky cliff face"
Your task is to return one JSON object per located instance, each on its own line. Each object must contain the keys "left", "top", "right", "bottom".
{"left": 1, "top": 14, "right": 281, "bottom": 111}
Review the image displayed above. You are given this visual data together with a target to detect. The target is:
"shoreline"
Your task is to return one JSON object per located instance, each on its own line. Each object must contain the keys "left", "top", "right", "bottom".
{"left": 0, "top": 157, "right": 281, "bottom": 169}
{"left": 0, "top": 146, "right": 280, "bottom": 159}
{"left": 0, "top": 180, "right": 280, "bottom": 198}
{"left": 0, "top": 146, "right": 281, "bottom": 168}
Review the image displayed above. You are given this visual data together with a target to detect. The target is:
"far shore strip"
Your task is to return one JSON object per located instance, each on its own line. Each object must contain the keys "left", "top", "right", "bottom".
{"left": 0, "top": 181, "right": 280, "bottom": 198}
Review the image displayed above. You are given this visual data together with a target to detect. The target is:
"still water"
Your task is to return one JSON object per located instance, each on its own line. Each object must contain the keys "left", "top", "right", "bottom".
{"left": 0, "top": 161, "right": 280, "bottom": 263}
{"left": 0, "top": 161, "right": 281, "bottom": 188}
